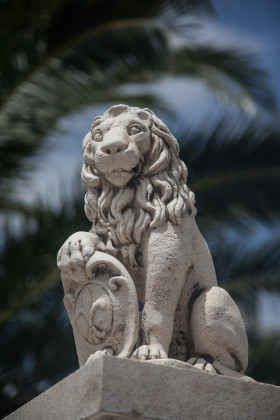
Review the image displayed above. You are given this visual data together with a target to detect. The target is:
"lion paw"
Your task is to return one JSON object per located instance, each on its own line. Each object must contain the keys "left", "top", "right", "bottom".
{"left": 85, "top": 348, "right": 113, "bottom": 366}
{"left": 57, "top": 231, "right": 96, "bottom": 281}
{"left": 132, "top": 344, "right": 167, "bottom": 360}
{"left": 187, "top": 357, "right": 217, "bottom": 374}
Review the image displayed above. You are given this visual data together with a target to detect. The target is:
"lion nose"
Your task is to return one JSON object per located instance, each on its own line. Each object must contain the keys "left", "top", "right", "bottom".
{"left": 101, "top": 140, "right": 128, "bottom": 155}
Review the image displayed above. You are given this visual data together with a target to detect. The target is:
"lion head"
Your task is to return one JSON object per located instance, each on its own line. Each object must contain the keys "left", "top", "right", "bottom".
{"left": 82, "top": 105, "right": 196, "bottom": 266}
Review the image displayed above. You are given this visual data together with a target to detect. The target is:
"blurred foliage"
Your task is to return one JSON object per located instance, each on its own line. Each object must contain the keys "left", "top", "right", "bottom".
{"left": 0, "top": 196, "right": 87, "bottom": 416}
{"left": 0, "top": 0, "right": 214, "bottom": 99}
{"left": 0, "top": 0, "right": 280, "bottom": 417}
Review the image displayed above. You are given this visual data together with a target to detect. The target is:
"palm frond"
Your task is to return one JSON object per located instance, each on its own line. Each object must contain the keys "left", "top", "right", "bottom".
{"left": 179, "top": 118, "right": 280, "bottom": 223}
{"left": 0, "top": 25, "right": 172, "bottom": 201}
{"left": 0, "top": 0, "right": 214, "bottom": 101}
{"left": 202, "top": 223, "right": 280, "bottom": 334}
{"left": 175, "top": 45, "right": 277, "bottom": 112}
{"left": 216, "top": 235, "right": 280, "bottom": 289}
{"left": 1, "top": 19, "right": 277, "bottom": 206}
{"left": 0, "top": 189, "right": 87, "bottom": 308}
{"left": 207, "top": 225, "right": 280, "bottom": 319}
{"left": 0, "top": 267, "right": 59, "bottom": 325}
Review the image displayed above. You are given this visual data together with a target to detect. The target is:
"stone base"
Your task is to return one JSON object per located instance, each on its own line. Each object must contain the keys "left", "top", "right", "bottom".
{"left": 5, "top": 355, "right": 280, "bottom": 420}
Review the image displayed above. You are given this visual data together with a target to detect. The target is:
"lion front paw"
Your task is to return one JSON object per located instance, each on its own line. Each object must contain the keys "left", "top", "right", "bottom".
{"left": 57, "top": 231, "right": 97, "bottom": 281}
{"left": 187, "top": 357, "right": 217, "bottom": 374}
{"left": 132, "top": 344, "right": 167, "bottom": 361}
{"left": 85, "top": 348, "right": 114, "bottom": 366}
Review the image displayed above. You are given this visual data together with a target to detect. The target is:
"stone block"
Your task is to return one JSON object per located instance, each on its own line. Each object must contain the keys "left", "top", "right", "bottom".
{"left": 5, "top": 355, "right": 280, "bottom": 420}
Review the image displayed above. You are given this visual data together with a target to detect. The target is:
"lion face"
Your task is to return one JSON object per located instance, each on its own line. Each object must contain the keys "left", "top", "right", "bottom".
{"left": 89, "top": 112, "right": 152, "bottom": 187}
{"left": 82, "top": 105, "right": 196, "bottom": 266}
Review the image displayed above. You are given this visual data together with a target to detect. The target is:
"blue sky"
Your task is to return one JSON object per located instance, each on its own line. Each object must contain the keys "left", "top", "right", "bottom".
{"left": 214, "top": 0, "right": 280, "bottom": 106}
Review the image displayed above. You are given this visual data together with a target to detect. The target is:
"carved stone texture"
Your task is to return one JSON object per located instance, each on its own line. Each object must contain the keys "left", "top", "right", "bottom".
{"left": 5, "top": 356, "right": 280, "bottom": 420}
{"left": 57, "top": 104, "right": 249, "bottom": 378}
{"left": 61, "top": 251, "right": 139, "bottom": 366}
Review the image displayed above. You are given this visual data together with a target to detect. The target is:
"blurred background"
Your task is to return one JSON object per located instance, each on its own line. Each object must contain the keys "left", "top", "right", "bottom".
{"left": 0, "top": 0, "right": 280, "bottom": 416}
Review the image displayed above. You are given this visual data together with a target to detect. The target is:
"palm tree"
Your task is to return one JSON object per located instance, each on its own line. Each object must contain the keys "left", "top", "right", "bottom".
{"left": 0, "top": 0, "right": 276, "bottom": 209}
{"left": 1, "top": 0, "right": 280, "bottom": 416}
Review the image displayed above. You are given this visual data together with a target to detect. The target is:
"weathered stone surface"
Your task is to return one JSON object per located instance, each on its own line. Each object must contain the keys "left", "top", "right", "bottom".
{"left": 61, "top": 251, "right": 139, "bottom": 367}
{"left": 57, "top": 104, "right": 248, "bottom": 378}
{"left": 5, "top": 355, "right": 280, "bottom": 420}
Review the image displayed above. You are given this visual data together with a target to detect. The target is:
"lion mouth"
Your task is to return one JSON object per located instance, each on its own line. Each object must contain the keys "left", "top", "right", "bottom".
{"left": 105, "top": 162, "right": 141, "bottom": 187}
{"left": 105, "top": 170, "right": 135, "bottom": 187}
{"left": 132, "top": 162, "right": 141, "bottom": 176}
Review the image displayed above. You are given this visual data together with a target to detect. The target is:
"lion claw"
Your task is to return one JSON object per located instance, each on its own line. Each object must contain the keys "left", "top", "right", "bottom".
{"left": 187, "top": 357, "right": 217, "bottom": 374}
{"left": 132, "top": 344, "right": 167, "bottom": 361}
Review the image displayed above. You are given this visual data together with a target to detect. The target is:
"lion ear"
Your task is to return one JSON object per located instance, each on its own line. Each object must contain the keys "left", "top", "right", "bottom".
{"left": 82, "top": 132, "right": 94, "bottom": 164}
{"left": 139, "top": 108, "right": 155, "bottom": 118}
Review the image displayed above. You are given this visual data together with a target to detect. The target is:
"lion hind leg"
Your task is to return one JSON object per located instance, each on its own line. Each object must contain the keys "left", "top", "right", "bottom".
{"left": 190, "top": 286, "right": 248, "bottom": 374}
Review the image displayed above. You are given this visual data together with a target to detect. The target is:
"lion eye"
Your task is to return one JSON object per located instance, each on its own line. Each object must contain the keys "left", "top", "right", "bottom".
{"left": 92, "top": 131, "right": 103, "bottom": 142}
{"left": 128, "top": 124, "right": 142, "bottom": 135}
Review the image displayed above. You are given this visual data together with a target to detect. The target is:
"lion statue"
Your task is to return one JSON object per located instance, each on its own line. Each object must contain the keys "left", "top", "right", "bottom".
{"left": 57, "top": 104, "right": 248, "bottom": 377}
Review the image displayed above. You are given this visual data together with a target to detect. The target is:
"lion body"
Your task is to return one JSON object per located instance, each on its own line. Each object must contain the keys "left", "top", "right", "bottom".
{"left": 121, "top": 213, "right": 248, "bottom": 371}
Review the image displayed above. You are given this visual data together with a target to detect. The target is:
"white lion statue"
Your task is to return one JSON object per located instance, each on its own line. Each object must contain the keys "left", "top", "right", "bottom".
{"left": 57, "top": 104, "right": 248, "bottom": 378}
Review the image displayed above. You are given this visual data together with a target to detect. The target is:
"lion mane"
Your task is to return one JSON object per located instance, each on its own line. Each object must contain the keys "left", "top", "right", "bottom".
{"left": 81, "top": 105, "right": 196, "bottom": 266}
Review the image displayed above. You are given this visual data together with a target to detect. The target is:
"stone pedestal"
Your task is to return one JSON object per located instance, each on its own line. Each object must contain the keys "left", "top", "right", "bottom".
{"left": 5, "top": 355, "right": 280, "bottom": 420}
